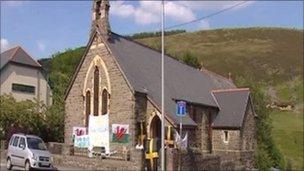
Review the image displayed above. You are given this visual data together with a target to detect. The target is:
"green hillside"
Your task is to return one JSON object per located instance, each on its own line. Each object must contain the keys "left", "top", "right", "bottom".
{"left": 38, "top": 27, "right": 303, "bottom": 170}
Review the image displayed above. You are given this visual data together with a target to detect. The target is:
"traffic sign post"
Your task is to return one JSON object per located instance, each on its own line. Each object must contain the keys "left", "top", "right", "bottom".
{"left": 176, "top": 101, "right": 186, "bottom": 171}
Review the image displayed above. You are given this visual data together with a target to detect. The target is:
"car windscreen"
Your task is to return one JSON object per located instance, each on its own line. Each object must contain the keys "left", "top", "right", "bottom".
{"left": 26, "top": 137, "right": 47, "bottom": 151}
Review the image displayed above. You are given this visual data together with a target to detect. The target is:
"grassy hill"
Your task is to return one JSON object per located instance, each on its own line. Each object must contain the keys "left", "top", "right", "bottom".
{"left": 136, "top": 27, "right": 303, "bottom": 85}
{"left": 39, "top": 27, "right": 303, "bottom": 170}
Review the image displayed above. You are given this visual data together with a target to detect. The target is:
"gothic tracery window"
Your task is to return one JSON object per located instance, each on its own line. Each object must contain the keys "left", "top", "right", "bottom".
{"left": 94, "top": 66, "right": 99, "bottom": 116}
{"left": 102, "top": 89, "right": 108, "bottom": 115}
{"left": 85, "top": 91, "right": 91, "bottom": 127}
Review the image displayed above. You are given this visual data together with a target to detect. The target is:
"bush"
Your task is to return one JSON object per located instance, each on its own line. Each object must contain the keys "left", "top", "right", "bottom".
{"left": 0, "top": 94, "right": 64, "bottom": 143}
{"left": 179, "top": 51, "right": 202, "bottom": 69}
{"left": 236, "top": 76, "right": 285, "bottom": 170}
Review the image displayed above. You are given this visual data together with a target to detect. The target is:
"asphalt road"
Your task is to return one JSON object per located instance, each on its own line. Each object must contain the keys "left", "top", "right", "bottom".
{"left": 0, "top": 161, "right": 80, "bottom": 171}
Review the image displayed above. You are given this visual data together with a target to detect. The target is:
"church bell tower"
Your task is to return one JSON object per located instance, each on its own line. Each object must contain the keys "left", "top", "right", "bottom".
{"left": 91, "top": 0, "right": 111, "bottom": 37}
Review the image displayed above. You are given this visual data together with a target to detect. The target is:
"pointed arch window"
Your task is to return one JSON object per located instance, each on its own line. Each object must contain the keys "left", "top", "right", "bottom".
{"left": 102, "top": 89, "right": 109, "bottom": 115}
{"left": 94, "top": 66, "right": 99, "bottom": 116}
{"left": 85, "top": 91, "right": 91, "bottom": 127}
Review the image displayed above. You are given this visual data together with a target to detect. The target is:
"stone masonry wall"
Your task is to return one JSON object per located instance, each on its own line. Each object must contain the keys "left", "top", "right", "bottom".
{"left": 240, "top": 102, "right": 257, "bottom": 169}
{"left": 166, "top": 148, "right": 234, "bottom": 171}
{"left": 187, "top": 105, "right": 217, "bottom": 153}
{"left": 212, "top": 102, "right": 257, "bottom": 169}
{"left": 53, "top": 149, "right": 144, "bottom": 171}
{"left": 65, "top": 34, "right": 136, "bottom": 153}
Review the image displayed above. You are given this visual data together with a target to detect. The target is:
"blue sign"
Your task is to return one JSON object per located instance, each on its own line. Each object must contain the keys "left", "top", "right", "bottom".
{"left": 176, "top": 101, "right": 186, "bottom": 116}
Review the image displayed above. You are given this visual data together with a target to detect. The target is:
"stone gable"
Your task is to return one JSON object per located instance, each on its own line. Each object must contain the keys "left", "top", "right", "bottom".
{"left": 65, "top": 34, "right": 135, "bottom": 152}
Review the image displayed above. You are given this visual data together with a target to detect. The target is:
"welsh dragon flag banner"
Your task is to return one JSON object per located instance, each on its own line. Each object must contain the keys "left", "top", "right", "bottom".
{"left": 112, "top": 124, "right": 129, "bottom": 143}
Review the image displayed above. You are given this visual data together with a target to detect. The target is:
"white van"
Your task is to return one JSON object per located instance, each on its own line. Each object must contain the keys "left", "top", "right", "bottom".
{"left": 6, "top": 133, "right": 54, "bottom": 171}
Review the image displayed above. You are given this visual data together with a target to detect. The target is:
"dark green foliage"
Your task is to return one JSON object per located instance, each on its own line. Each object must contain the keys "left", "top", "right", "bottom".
{"left": 285, "top": 159, "right": 292, "bottom": 171}
{"left": 236, "top": 76, "right": 285, "bottom": 170}
{"left": 179, "top": 51, "right": 202, "bottom": 69}
{"left": 49, "top": 47, "right": 85, "bottom": 97}
{"left": 47, "top": 47, "right": 86, "bottom": 141}
{"left": 127, "top": 29, "right": 186, "bottom": 39}
{"left": 0, "top": 94, "right": 61, "bottom": 142}
{"left": 38, "top": 58, "right": 52, "bottom": 74}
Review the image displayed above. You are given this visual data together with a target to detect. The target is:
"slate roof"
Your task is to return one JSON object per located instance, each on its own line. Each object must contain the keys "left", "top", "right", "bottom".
{"left": 212, "top": 88, "right": 251, "bottom": 128}
{"left": 106, "top": 33, "right": 236, "bottom": 126}
{"left": 65, "top": 31, "right": 251, "bottom": 128}
{"left": 0, "top": 46, "right": 41, "bottom": 71}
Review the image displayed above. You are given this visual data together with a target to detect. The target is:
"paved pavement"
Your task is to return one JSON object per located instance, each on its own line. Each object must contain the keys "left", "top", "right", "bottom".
{"left": 0, "top": 161, "right": 81, "bottom": 171}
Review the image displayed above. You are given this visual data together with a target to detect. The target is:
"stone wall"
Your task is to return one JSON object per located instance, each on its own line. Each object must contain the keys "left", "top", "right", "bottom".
{"left": 211, "top": 101, "right": 257, "bottom": 170}
{"left": 166, "top": 148, "right": 235, "bottom": 171}
{"left": 65, "top": 34, "right": 136, "bottom": 154}
{"left": 186, "top": 105, "right": 217, "bottom": 153}
{"left": 240, "top": 102, "right": 257, "bottom": 169}
{"left": 212, "top": 129, "right": 241, "bottom": 152}
{"left": 53, "top": 149, "right": 144, "bottom": 171}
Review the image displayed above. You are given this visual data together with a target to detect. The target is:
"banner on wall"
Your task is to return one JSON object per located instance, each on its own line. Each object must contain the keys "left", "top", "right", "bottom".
{"left": 112, "top": 124, "right": 129, "bottom": 143}
{"left": 74, "top": 135, "right": 90, "bottom": 148}
{"left": 88, "top": 114, "right": 110, "bottom": 154}
{"left": 175, "top": 131, "right": 188, "bottom": 150}
{"left": 73, "top": 127, "right": 87, "bottom": 137}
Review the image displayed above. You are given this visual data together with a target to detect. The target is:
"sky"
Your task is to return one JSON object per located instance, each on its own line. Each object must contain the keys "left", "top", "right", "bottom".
{"left": 1, "top": 1, "right": 303, "bottom": 59}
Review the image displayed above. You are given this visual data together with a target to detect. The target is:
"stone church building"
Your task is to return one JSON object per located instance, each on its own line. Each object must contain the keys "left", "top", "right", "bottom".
{"left": 65, "top": 0, "right": 257, "bottom": 170}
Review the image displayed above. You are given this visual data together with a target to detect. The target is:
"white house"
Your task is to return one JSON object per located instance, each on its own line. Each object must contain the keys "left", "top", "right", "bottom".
{"left": 0, "top": 46, "right": 52, "bottom": 106}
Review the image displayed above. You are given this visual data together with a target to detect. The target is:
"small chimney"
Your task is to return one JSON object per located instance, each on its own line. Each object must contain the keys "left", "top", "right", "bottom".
{"left": 91, "top": 0, "right": 111, "bottom": 37}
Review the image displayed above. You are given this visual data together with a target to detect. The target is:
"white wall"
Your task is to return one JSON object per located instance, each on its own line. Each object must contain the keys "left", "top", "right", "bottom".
{"left": 0, "top": 64, "right": 52, "bottom": 106}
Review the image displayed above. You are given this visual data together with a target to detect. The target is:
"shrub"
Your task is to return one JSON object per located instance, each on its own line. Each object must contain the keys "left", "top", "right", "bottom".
{"left": 179, "top": 51, "right": 202, "bottom": 69}
{"left": 236, "top": 76, "right": 285, "bottom": 170}
{"left": 0, "top": 94, "right": 64, "bottom": 143}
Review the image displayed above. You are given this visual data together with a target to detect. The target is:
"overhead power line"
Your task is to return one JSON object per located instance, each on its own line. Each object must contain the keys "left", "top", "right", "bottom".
{"left": 165, "top": 1, "right": 249, "bottom": 30}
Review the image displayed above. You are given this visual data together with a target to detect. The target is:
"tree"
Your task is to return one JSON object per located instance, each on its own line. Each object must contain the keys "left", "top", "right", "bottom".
{"left": 0, "top": 94, "right": 64, "bottom": 143}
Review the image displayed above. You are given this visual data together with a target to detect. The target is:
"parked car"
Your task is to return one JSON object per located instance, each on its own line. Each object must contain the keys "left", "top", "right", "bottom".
{"left": 6, "top": 133, "right": 54, "bottom": 171}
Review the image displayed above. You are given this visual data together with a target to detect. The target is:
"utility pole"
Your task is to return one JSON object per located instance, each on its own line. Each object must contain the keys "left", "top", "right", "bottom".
{"left": 161, "top": 0, "right": 165, "bottom": 171}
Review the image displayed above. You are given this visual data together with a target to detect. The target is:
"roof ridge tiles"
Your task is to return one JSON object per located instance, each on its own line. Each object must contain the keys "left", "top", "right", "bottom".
{"left": 10, "top": 46, "right": 22, "bottom": 61}
{"left": 212, "top": 88, "right": 250, "bottom": 93}
{"left": 200, "top": 68, "right": 233, "bottom": 84}
{"left": 0, "top": 45, "right": 19, "bottom": 55}
{"left": 18, "top": 46, "right": 42, "bottom": 67}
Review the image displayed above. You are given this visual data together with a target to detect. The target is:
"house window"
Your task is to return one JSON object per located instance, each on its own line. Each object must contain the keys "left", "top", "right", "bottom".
{"left": 224, "top": 131, "right": 229, "bottom": 143}
{"left": 12, "top": 83, "right": 35, "bottom": 94}
{"left": 85, "top": 91, "right": 91, "bottom": 127}
{"left": 101, "top": 89, "right": 108, "bottom": 115}
{"left": 93, "top": 66, "right": 99, "bottom": 116}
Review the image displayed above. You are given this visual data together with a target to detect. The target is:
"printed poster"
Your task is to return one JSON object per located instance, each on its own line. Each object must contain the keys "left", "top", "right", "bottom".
{"left": 72, "top": 127, "right": 87, "bottom": 144}
{"left": 74, "top": 135, "right": 90, "bottom": 148}
{"left": 88, "top": 114, "right": 110, "bottom": 154}
{"left": 112, "top": 124, "right": 129, "bottom": 143}
{"left": 73, "top": 127, "right": 87, "bottom": 137}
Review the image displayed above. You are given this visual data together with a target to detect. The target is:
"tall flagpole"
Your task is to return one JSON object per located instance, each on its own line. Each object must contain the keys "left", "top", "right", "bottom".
{"left": 161, "top": 0, "right": 165, "bottom": 171}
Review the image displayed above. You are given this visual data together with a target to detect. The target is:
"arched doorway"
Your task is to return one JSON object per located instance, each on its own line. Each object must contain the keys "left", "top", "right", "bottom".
{"left": 150, "top": 115, "right": 161, "bottom": 140}
{"left": 147, "top": 115, "right": 162, "bottom": 171}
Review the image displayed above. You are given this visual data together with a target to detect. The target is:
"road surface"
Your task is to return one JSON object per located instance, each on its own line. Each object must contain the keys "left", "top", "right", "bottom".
{"left": 0, "top": 161, "right": 81, "bottom": 171}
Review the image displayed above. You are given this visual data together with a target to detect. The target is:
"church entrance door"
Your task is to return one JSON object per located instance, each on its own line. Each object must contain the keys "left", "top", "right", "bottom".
{"left": 146, "top": 115, "right": 162, "bottom": 171}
